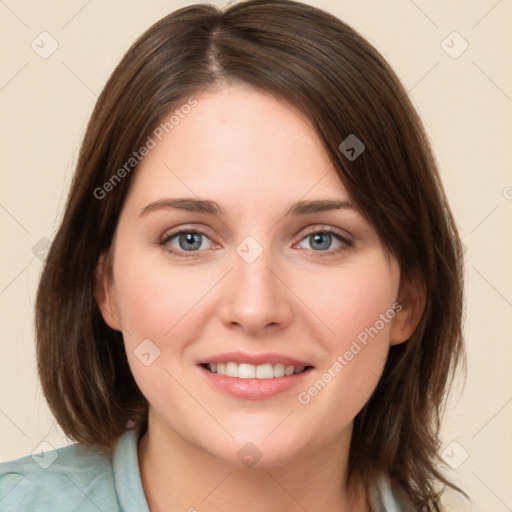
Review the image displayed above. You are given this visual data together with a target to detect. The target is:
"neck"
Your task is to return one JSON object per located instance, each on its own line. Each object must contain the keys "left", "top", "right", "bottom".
{"left": 137, "top": 412, "right": 369, "bottom": 512}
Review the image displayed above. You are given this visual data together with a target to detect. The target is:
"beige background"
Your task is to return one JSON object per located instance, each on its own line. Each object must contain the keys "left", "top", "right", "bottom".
{"left": 1, "top": 0, "right": 511, "bottom": 510}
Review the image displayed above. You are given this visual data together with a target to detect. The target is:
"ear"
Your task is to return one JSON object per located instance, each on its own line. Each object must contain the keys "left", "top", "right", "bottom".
{"left": 389, "top": 275, "right": 426, "bottom": 346}
{"left": 95, "top": 251, "right": 122, "bottom": 331}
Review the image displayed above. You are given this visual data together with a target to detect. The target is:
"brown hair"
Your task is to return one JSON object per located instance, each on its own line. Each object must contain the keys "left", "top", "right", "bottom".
{"left": 35, "top": 0, "right": 465, "bottom": 508}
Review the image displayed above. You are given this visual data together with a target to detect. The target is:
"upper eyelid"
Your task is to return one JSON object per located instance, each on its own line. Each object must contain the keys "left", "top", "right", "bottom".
{"left": 299, "top": 225, "right": 352, "bottom": 241}
{"left": 160, "top": 224, "right": 216, "bottom": 243}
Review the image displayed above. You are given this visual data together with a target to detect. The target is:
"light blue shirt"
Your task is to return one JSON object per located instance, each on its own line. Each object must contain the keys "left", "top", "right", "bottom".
{"left": 0, "top": 429, "right": 407, "bottom": 511}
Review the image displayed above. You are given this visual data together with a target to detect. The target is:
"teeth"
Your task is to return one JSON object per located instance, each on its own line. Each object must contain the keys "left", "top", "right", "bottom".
{"left": 207, "top": 362, "right": 308, "bottom": 379}
{"left": 273, "top": 363, "right": 285, "bottom": 378}
{"left": 284, "top": 365, "right": 295, "bottom": 376}
{"left": 238, "top": 363, "right": 255, "bottom": 379}
{"left": 256, "top": 363, "right": 273, "bottom": 379}
{"left": 225, "top": 362, "right": 239, "bottom": 378}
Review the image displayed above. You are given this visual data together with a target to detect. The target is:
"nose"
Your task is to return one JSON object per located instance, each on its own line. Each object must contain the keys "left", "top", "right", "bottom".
{"left": 217, "top": 239, "right": 294, "bottom": 338}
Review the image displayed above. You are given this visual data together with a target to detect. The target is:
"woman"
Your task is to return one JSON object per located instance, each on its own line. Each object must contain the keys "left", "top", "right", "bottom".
{"left": 0, "top": 1, "right": 466, "bottom": 510}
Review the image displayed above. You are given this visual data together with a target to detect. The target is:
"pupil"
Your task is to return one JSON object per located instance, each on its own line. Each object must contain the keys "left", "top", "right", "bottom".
{"left": 312, "top": 233, "right": 330, "bottom": 250}
{"left": 180, "top": 233, "right": 201, "bottom": 251}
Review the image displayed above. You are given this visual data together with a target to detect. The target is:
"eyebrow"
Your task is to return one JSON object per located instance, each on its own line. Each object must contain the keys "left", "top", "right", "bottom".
{"left": 139, "top": 197, "right": 353, "bottom": 218}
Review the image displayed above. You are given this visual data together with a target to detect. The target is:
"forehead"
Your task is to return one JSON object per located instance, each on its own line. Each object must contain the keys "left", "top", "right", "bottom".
{"left": 126, "top": 84, "right": 349, "bottom": 207}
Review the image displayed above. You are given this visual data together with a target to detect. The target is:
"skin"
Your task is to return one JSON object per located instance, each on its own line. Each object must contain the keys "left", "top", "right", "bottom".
{"left": 97, "top": 83, "right": 424, "bottom": 512}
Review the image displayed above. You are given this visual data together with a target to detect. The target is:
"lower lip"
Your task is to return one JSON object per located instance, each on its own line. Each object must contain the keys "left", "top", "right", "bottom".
{"left": 199, "top": 365, "right": 313, "bottom": 400}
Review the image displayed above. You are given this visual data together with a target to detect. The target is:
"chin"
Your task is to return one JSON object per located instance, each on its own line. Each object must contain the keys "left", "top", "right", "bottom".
{"left": 222, "top": 423, "right": 316, "bottom": 468}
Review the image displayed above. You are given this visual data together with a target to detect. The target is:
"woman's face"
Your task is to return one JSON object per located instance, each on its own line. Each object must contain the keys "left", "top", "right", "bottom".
{"left": 98, "top": 83, "right": 415, "bottom": 466}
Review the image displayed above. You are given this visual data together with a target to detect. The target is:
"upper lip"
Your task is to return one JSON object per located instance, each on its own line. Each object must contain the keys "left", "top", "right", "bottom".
{"left": 197, "top": 352, "right": 313, "bottom": 367}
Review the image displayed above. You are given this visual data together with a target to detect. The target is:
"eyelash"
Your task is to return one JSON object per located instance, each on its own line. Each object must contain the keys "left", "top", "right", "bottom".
{"left": 158, "top": 226, "right": 353, "bottom": 259}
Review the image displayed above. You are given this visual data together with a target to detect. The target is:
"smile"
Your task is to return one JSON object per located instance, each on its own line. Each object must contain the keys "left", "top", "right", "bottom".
{"left": 203, "top": 362, "right": 310, "bottom": 379}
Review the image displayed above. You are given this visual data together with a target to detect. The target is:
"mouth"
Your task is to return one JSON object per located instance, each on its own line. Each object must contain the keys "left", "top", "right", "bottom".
{"left": 200, "top": 362, "right": 313, "bottom": 379}
{"left": 197, "top": 353, "right": 314, "bottom": 400}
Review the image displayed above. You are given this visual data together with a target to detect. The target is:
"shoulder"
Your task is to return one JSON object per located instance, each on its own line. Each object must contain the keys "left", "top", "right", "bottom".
{"left": 0, "top": 438, "right": 119, "bottom": 511}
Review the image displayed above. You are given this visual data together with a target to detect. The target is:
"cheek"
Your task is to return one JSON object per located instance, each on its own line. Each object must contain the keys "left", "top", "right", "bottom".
{"left": 111, "top": 249, "right": 217, "bottom": 402}
{"left": 302, "top": 258, "right": 399, "bottom": 350}
{"left": 112, "top": 252, "right": 199, "bottom": 343}
{"left": 112, "top": 253, "right": 200, "bottom": 415}
{"left": 294, "top": 258, "right": 398, "bottom": 420}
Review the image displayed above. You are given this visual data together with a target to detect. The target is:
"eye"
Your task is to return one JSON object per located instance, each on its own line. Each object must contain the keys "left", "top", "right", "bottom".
{"left": 159, "top": 226, "right": 353, "bottom": 258}
{"left": 295, "top": 228, "right": 353, "bottom": 256}
{"left": 160, "top": 229, "right": 214, "bottom": 257}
